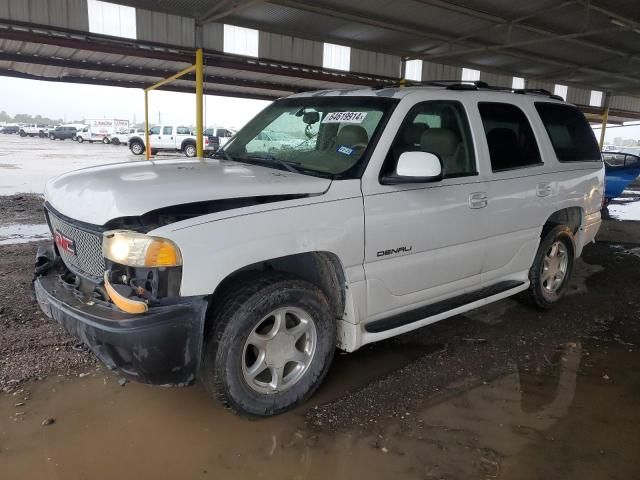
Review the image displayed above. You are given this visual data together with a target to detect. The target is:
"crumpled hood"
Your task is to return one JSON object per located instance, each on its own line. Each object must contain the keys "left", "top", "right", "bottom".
{"left": 45, "top": 158, "right": 331, "bottom": 225}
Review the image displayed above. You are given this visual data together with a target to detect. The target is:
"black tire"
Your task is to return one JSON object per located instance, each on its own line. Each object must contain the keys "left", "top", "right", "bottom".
{"left": 521, "top": 225, "right": 575, "bottom": 310}
{"left": 129, "top": 140, "right": 144, "bottom": 155}
{"left": 201, "top": 274, "right": 336, "bottom": 417}
{"left": 77, "top": 136, "right": 84, "bottom": 143}
{"left": 183, "top": 142, "right": 196, "bottom": 157}
{"left": 39, "top": 131, "right": 45, "bottom": 138}
{"left": 102, "top": 137, "right": 110, "bottom": 144}
{"left": 111, "top": 137, "right": 120, "bottom": 146}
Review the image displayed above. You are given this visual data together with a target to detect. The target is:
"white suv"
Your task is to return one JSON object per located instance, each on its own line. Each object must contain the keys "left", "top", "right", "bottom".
{"left": 35, "top": 83, "right": 604, "bottom": 416}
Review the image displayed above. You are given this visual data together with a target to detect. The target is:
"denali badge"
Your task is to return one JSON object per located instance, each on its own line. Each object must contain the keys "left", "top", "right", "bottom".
{"left": 54, "top": 230, "right": 77, "bottom": 255}
{"left": 377, "top": 246, "right": 412, "bottom": 257}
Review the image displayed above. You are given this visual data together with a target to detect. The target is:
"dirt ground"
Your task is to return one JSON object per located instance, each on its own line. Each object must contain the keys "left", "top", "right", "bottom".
{"left": 1, "top": 188, "right": 639, "bottom": 479}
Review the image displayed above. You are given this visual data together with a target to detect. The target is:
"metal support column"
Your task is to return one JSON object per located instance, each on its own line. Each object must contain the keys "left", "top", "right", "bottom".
{"left": 599, "top": 93, "right": 610, "bottom": 150}
{"left": 144, "top": 90, "right": 150, "bottom": 161}
{"left": 195, "top": 48, "right": 204, "bottom": 157}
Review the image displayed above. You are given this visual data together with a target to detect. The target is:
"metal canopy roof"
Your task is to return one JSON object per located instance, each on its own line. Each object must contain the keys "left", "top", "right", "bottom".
{"left": 0, "top": 0, "right": 639, "bottom": 108}
{"left": 110, "top": 0, "right": 640, "bottom": 96}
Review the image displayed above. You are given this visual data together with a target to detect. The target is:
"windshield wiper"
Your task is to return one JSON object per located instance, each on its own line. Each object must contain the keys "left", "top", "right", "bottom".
{"left": 244, "top": 154, "right": 303, "bottom": 175}
{"left": 213, "top": 149, "right": 234, "bottom": 162}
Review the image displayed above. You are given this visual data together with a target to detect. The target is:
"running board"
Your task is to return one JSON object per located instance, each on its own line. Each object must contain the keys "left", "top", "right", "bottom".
{"left": 364, "top": 281, "right": 524, "bottom": 334}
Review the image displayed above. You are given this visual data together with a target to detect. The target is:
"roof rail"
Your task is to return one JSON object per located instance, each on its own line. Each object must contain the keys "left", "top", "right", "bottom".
{"left": 372, "top": 79, "right": 565, "bottom": 101}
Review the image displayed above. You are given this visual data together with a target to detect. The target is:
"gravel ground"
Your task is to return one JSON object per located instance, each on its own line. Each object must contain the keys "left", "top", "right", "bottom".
{"left": 0, "top": 193, "right": 45, "bottom": 225}
{"left": 0, "top": 194, "right": 96, "bottom": 392}
{"left": 305, "top": 241, "right": 640, "bottom": 432}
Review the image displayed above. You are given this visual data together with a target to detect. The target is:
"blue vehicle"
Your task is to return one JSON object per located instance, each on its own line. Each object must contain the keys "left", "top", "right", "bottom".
{"left": 602, "top": 152, "right": 640, "bottom": 206}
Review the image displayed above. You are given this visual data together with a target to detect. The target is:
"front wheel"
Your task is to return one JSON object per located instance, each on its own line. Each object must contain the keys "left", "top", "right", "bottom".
{"left": 201, "top": 275, "right": 336, "bottom": 417}
{"left": 77, "top": 136, "right": 83, "bottom": 143}
{"left": 19, "top": 130, "right": 26, "bottom": 137}
{"left": 111, "top": 137, "right": 120, "bottom": 145}
{"left": 522, "top": 225, "right": 575, "bottom": 309}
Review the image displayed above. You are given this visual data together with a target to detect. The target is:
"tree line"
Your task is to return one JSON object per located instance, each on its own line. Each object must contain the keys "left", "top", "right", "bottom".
{"left": 0, "top": 111, "right": 82, "bottom": 125}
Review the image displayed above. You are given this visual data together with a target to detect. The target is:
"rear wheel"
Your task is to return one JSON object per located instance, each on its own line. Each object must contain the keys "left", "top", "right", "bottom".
{"left": 102, "top": 137, "right": 110, "bottom": 144}
{"left": 201, "top": 275, "right": 336, "bottom": 417}
{"left": 129, "top": 140, "right": 144, "bottom": 155}
{"left": 522, "top": 225, "right": 574, "bottom": 309}
{"left": 183, "top": 143, "right": 196, "bottom": 157}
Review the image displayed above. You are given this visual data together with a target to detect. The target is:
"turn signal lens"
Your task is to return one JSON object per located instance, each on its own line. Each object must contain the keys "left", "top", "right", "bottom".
{"left": 103, "top": 230, "right": 182, "bottom": 267}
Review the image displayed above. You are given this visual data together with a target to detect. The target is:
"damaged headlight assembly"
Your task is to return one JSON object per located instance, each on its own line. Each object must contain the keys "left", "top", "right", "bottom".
{"left": 102, "top": 230, "right": 183, "bottom": 314}
{"left": 103, "top": 230, "right": 182, "bottom": 267}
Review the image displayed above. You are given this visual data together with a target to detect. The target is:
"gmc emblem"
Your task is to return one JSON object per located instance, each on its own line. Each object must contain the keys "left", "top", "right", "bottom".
{"left": 54, "top": 230, "right": 77, "bottom": 255}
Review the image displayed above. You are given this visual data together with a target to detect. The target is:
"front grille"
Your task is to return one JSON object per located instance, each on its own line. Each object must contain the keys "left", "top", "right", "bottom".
{"left": 47, "top": 211, "right": 106, "bottom": 281}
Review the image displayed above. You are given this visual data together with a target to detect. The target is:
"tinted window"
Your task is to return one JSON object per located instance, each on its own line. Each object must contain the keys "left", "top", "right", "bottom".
{"left": 382, "top": 100, "right": 476, "bottom": 178}
{"left": 176, "top": 126, "right": 190, "bottom": 135}
{"left": 162, "top": 126, "right": 173, "bottom": 135}
{"left": 149, "top": 126, "right": 161, "bottom": 135}
{"left": 535, "top": 103, "right": 601, "bottom": 162}
{"left": 478, "top": 102, "right": 542, "bottom": 171}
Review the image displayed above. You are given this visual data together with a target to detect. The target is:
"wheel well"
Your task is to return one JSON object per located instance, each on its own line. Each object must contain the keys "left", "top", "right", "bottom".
{"left": 205, "top": 252, "right": 347, "bottom": 336}
{"left": 542, "top": 207, "right": 582, "bottom": 237}
{"left": 181, "top": 139, "right": 196, "bottom": 150}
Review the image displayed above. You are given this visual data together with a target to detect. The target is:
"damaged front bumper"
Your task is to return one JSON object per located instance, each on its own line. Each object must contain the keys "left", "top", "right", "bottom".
{"left": 33, "top": 246, "right": 208, "bottom": 386}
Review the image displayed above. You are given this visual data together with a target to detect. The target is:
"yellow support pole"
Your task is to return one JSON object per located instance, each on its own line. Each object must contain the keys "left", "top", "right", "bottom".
{"left": 144, "top": 90, "right": 150, "bottom": 161}
{"left": 599, "top": 106, "right": 609, "bottom": 150}
{"left": 195, "top": 48, "right": 204, "bottom": 158}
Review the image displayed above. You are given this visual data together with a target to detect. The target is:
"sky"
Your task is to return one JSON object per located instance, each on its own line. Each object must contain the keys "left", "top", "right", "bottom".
{"left": 0, "top": 76, "right": 271, "bottom": 130}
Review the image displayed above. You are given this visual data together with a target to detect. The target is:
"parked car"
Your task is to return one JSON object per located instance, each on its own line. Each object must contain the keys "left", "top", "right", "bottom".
{"left": 128, "top": 125, "right": 208, "bottom": 157}
{"left": 1, "top": 124, "right": 20, "bottom": 134}
{"left": 48, "top": 126, "right": 77, "bottom": 140}
{"left": 602, "top": 151, "right": 640, "bottom": 205}
{"left": 34, "top": 84, "right": 604, "bottom": 417}
{"left": 204, "top": 127, "right": 235, "bottom": 153}
{"left": 110, "top": 128, "right": 145, "bottom": 146}
{"left": 245, "top": 129, "right": 300, "bottom": 153}
{"left": 19, "top": 123, "right": 49, "bottom": 137}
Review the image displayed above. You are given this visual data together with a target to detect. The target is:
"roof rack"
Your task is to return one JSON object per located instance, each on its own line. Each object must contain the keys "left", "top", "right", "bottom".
{"left": 372, "top": 80, "right": 565, "bottom": 101}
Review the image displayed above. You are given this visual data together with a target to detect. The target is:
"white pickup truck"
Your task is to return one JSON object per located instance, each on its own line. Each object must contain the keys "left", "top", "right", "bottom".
{"left": 128, "top": 125, "right": 208, "bottom": 157}
{"left": 19, "top": 123, "right": 49, "bottom": 137}
{"left": 35, "top": 83, "right": 604, "bottom": 417}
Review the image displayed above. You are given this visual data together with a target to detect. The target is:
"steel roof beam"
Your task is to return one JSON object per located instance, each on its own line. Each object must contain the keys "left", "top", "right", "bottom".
{"left": 199, "top": 0, "right": 264, "bottom": 24}
{"left": 0, "top": 52, "right": 299, "bottom": 93}
{"left": 413, "top": 0, "right": 640, "bottom": 63}
{"left": 234, "top": 2, "right": 640, "bottom": 87}
{"left": 0, "top": 68, "right": 281, "bottom": 101}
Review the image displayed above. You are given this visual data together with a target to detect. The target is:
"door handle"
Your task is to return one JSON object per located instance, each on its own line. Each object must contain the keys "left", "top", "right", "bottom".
{"left": 536, "top": 182, "right": 553, "bottom": 197}
{"left": 469, "top": 192, "right": 488, "bottom": 209}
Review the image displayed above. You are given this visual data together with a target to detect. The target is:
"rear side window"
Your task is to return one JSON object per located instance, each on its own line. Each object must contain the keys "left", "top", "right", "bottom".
{"left": 162, "top": 126, "right": 173, "bottom": 135}
{"left": 176, "top": 126, "right": 190, "bottom": 134}
{"left": 535, "top": 103, "right": 601, "bottom": 162}
{"left": 478, "top": 102, "right": 542, "bottom": 171}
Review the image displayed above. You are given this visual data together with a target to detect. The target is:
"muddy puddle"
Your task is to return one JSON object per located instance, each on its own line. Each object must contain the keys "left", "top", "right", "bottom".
{"left": 0, "top": 224, "right": 50, "bottom": 245}
{"left": 1, "top": 342, "right": 638, "bottom": 480}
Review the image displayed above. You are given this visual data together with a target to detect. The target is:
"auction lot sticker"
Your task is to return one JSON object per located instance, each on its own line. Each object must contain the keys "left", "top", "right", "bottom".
{"left": 322, "top": 112, "right": 368, "bottom": 123}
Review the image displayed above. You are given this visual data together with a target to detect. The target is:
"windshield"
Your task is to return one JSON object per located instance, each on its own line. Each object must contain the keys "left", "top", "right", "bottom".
{"left": 222, "top": 96, "right": 397, "bottom": 178}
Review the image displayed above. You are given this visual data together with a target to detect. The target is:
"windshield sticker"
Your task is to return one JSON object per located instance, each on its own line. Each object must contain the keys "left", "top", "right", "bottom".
{"left": 336, "top": 145, "right": 354, "bottom": 156}
{"left": 322, "top": 111, "right": 368, "bottom": 124}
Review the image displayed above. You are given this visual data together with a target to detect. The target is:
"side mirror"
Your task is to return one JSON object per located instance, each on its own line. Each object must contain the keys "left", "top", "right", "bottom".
{"left": 381, "top": 151, "right": 443, "bottom": 184}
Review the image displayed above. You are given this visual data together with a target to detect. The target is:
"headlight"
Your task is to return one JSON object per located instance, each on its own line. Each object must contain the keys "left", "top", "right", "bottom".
{"left": 102, "top": 230, "right": 182, "bottom": 267}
